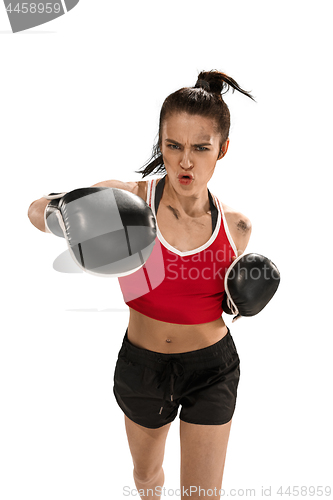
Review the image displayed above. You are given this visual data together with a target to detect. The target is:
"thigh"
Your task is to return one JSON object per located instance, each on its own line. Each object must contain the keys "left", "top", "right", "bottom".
{"left": 124, "top": 415, "right": 172, "bottom": 476}
{"left": 180, "top": 419, "right": 232, "bottom": 498}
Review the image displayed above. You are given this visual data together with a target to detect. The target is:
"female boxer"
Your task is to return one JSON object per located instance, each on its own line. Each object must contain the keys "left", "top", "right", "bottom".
{"left": 28, "top": 70, "right": 254, "bottom": 500}
{"left": 103, "top": 70, "right": 254, "bottom": 499}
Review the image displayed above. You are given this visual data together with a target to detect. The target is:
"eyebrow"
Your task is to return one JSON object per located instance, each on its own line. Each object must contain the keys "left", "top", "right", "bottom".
{"left": 165, "top": 138, "right": 212, "bottom": 147}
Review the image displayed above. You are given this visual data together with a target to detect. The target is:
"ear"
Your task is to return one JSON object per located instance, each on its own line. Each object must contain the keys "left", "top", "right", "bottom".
{"left": 218, "top": 138, "right": 230, "bottom": 160}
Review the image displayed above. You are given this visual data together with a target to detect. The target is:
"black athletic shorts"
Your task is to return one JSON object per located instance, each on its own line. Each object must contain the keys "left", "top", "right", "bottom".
{"left": 113, "top": 327, "right": 240, "bottom": 429}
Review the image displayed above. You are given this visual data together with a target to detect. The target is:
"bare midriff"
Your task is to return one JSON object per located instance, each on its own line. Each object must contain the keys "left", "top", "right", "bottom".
{"left": 127, "top": 307, "right": 228, "bottom": 354}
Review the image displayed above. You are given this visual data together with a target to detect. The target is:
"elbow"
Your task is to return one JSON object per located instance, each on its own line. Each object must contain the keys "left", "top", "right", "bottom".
{"left": 27, "top": 202, "right": 35, "bottom": 224}
{"left": 27, "top": 203, "right": 46, "bottom": 232}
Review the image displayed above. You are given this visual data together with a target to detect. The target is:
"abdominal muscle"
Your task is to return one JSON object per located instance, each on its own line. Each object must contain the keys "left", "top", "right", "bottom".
{"left": 127, "top": 307, "right": 228, "bottom": 354}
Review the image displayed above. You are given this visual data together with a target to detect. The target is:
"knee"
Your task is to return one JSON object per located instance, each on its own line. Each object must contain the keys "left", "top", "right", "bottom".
{"left": 133, "top": 466, "right": 164, "bottom": 486}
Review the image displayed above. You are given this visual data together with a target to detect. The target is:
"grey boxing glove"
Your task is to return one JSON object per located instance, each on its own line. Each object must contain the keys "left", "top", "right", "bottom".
{"left": 44, "top": 187, "right": 157, "bottom": 278}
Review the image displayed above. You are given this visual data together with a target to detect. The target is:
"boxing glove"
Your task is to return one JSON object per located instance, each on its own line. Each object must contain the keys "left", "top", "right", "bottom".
{"left": 44, "top": 192, "right": 68, "bottom": 237}
{"left": 44, "top": 187, "right": 157, "bottom": 278}
{"left": 222, "top": 253, "right": 280, "bottom": 322}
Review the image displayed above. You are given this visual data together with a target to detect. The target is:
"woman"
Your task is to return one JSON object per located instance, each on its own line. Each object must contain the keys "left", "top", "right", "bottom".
{"left": 28, "top": 69, "right": 254, "bottom": 499}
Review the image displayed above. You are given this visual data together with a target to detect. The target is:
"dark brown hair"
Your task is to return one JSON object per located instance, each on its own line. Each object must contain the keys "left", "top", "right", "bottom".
{"left": 136, "top": 69, "right": 255, "bottom": 178}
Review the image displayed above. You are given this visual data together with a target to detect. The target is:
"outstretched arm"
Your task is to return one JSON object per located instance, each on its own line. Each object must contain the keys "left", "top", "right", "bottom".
{"left": 27, "top": 180, "right": 146, "bottom": 232}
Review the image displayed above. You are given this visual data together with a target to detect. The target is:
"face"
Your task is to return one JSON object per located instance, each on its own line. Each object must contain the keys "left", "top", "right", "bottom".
{"left": 160, "top": 112, "right": 229, "bottom": 192}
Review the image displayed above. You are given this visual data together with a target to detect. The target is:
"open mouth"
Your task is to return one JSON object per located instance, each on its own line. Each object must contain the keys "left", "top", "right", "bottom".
{"left": 178, "top": 174, "right": 194, "bottom": 179}
{"left": 178, "top": 174, "right": 194, "bottom": 184}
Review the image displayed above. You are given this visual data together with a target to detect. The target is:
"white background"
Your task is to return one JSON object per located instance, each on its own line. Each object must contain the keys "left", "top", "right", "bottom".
{"left": 1, "top": 1, "right": 332, "bottom": 499}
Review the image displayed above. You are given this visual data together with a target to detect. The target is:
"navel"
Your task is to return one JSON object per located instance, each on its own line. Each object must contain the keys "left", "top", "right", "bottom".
{"left": 165, "top": 339, "right": 171, "bottom": 343}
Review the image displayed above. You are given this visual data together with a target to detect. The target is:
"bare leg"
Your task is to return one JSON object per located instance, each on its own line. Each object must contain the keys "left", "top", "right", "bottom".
{"left": 124, "top": 415, "right": 172, "bottom": 499}
{"left": 180, "top": 419, "right": 232, "bottom": 500}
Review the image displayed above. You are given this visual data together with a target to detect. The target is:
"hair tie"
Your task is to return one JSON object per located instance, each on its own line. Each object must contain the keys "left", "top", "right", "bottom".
{"left": 195, "top": 79, "right": 210, "bottom": 91}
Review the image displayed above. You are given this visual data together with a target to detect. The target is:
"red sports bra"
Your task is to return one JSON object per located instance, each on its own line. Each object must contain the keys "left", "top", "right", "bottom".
{"left": 118, "top": 176, "right": 238, "bottom": 325}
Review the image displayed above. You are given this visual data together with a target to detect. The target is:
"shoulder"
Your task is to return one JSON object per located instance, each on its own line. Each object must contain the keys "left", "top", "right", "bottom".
{"left": 220, "top": 201, "right": 252, "bottom": 256}
{"left": 91, "top": 179, "right": 149, "bottom": 202}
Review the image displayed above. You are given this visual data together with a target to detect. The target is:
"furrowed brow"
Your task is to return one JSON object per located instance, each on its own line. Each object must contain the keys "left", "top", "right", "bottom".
{"left": 165, "top": 138, "right": 212, "bottom": 147}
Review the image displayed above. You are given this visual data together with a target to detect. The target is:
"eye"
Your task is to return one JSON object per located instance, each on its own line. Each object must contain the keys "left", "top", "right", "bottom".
{"left": 167, "top": 144, "right": 180, "bottom": 150}
{"left": 196, "top": 146, "right": 209, "bottom": 151}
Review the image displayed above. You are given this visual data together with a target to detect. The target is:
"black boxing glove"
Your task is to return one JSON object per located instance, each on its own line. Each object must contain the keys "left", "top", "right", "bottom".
{"left": 44, "top": 187, "right": 157, "bottom": 278}
{"left": 222, "top": 253, "right": 280, "bottom": 322}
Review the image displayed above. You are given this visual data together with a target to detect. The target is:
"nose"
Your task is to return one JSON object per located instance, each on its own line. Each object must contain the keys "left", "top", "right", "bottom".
{"left": 179, "top": 150, "right": 193, "bottom": 170}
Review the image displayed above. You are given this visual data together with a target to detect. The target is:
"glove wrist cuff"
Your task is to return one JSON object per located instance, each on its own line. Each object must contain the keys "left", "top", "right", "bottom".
{"left": 43, "top": 192, "right": 67, "bottom": 200}
{"left": 44, "top": 193, "right": 67, "bottom": 237}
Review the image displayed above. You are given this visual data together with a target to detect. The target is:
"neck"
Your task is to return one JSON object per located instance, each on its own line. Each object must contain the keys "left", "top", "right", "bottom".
{"left": 162, "top": 175, "right": 211, "bottom": 218}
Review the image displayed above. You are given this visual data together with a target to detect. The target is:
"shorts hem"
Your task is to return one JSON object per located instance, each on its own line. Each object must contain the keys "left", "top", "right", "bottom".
{"left": 113, "top": 388, "right": 175, "bottom": 429}
{"left": 179, "top": 416, "right": 233, "bottom": 426}
{"left": 121, "top": 409, "right": 175, "bottom": 429}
